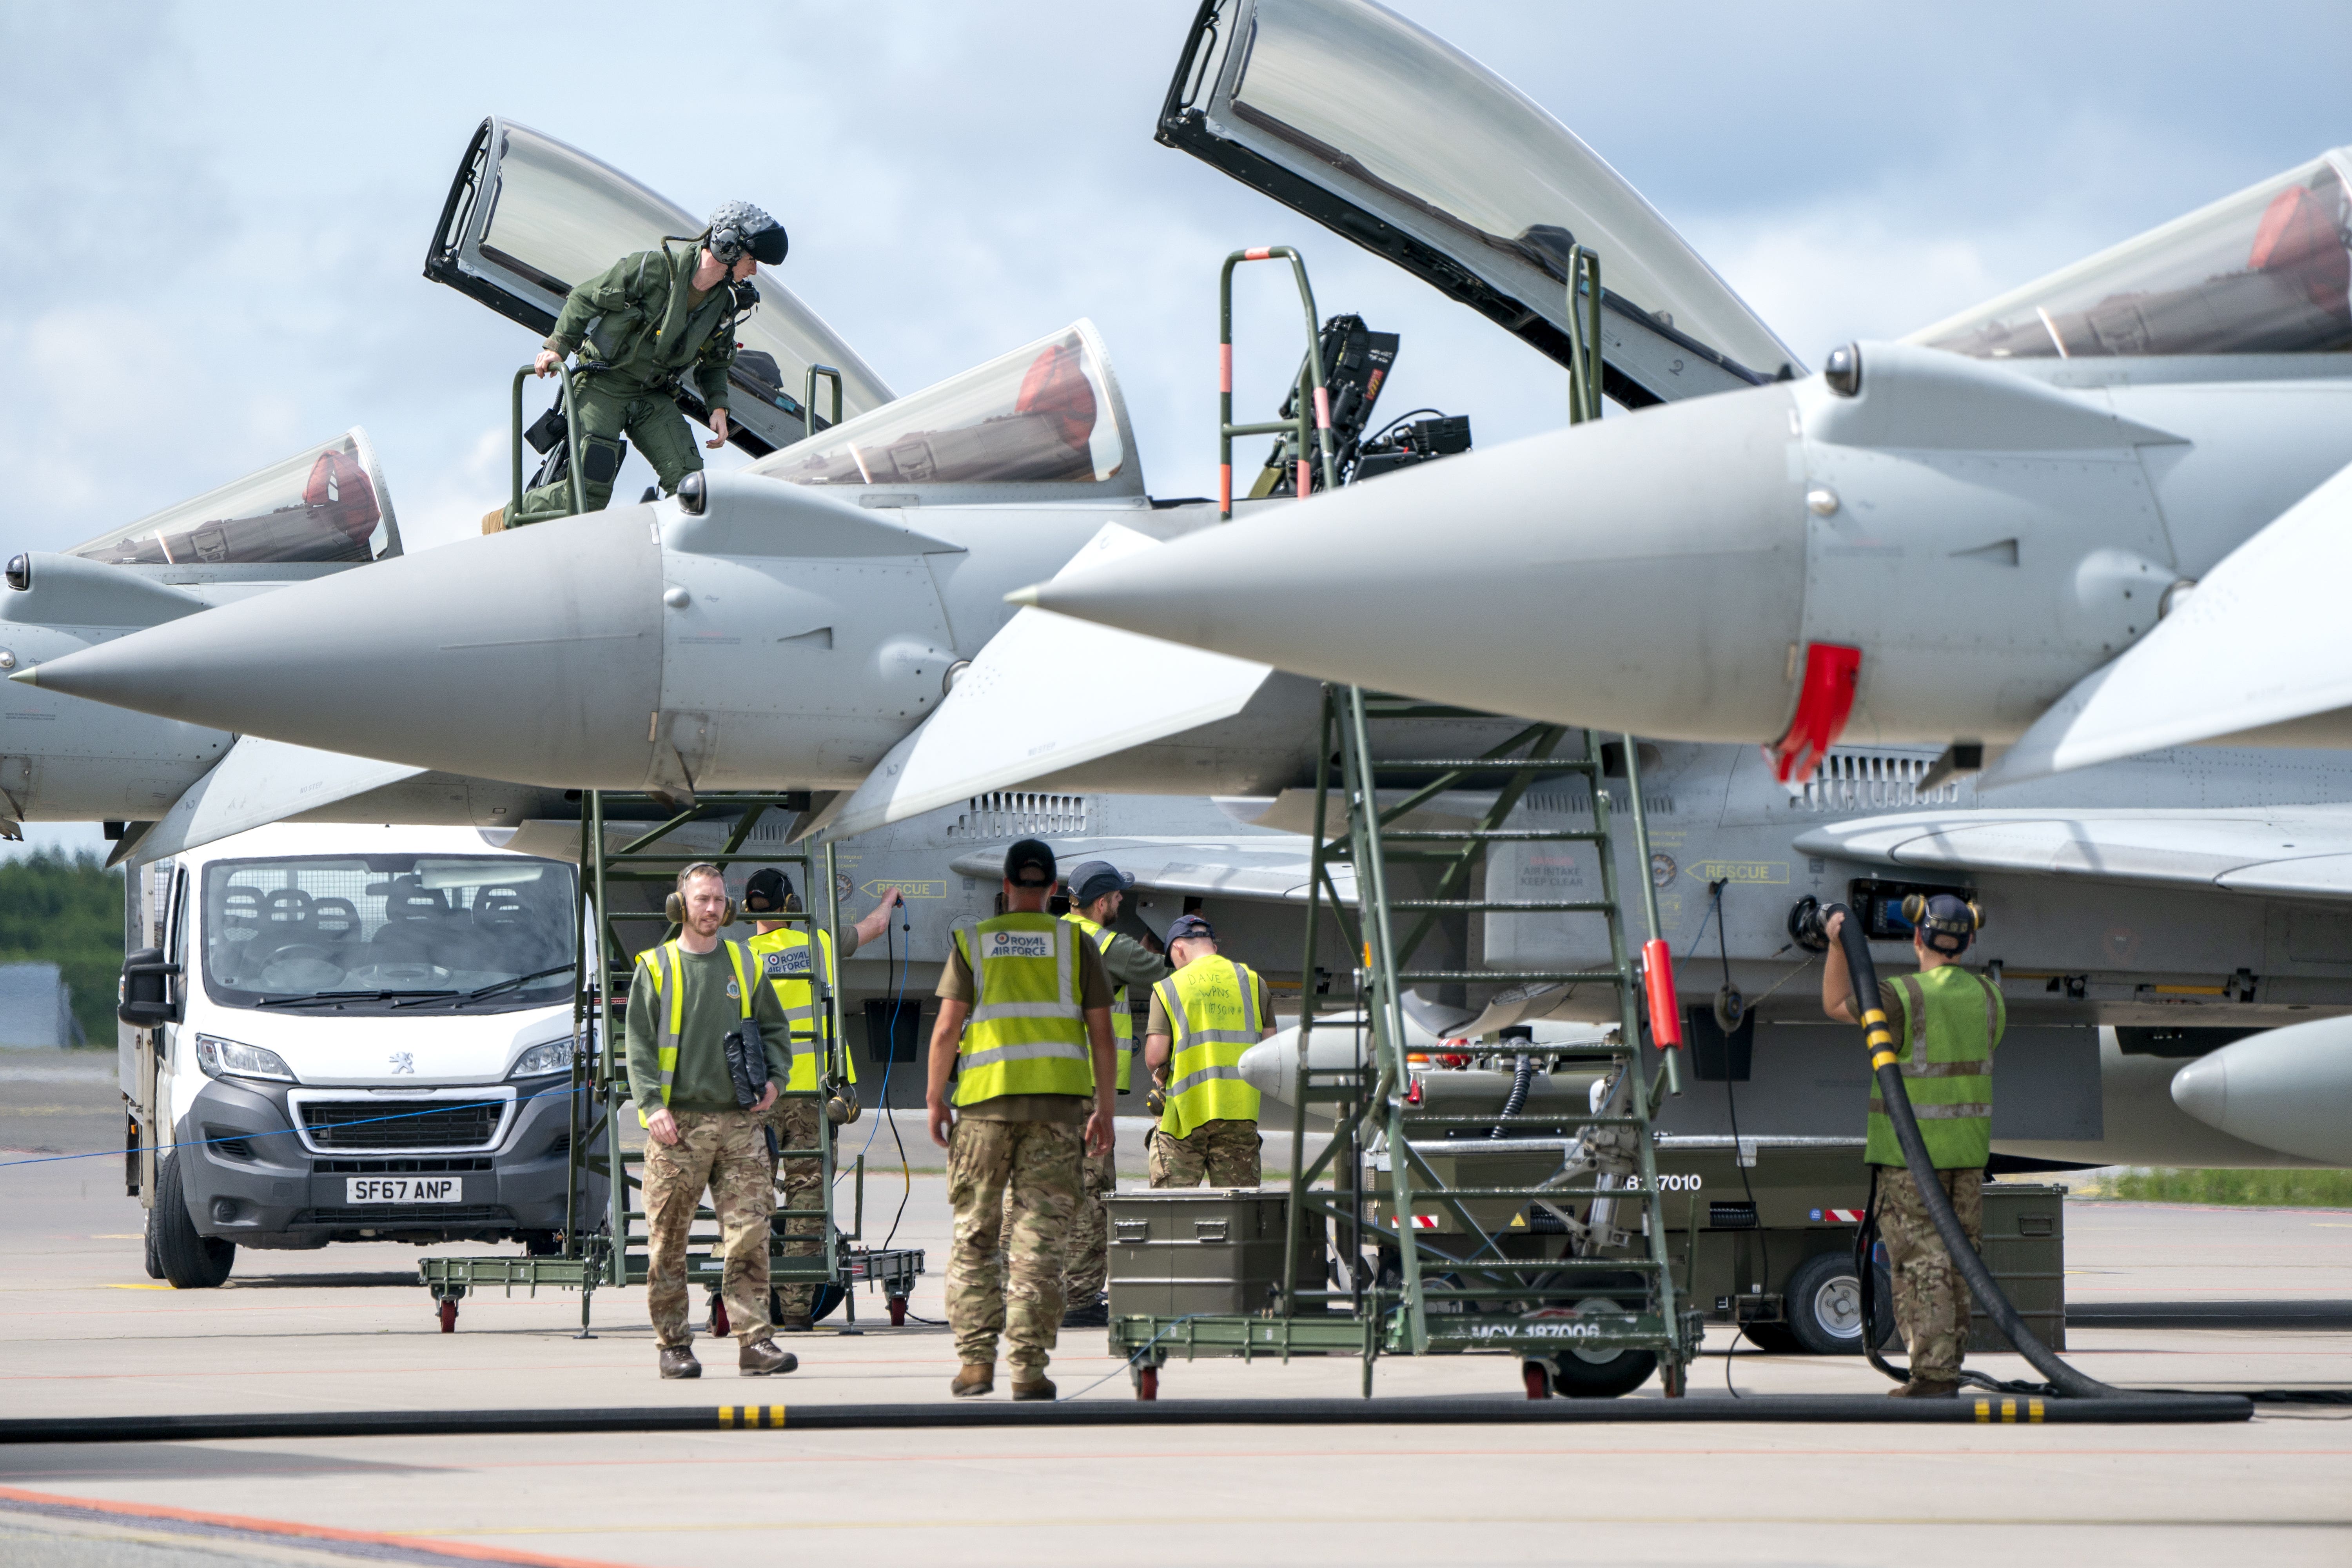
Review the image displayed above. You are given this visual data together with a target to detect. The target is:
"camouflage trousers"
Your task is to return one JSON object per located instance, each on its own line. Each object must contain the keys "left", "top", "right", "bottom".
{"left": 947, "top": 1117, "right": 1082, "bottom": 1375}
{"left": 1149, "top": 1118, "right": 1261, "bottom": 1187}
{"left": 642, "top": 1108, "right": 773, "bottom": 1348}
{"left": 1877, "top": 1165, "right": 1984, "bottom": 1382}
{"left": 1053, "top": 1147, "right": 1116, "bottom": 1302}
{"left": 764, "top": 1097, "right": 824, "bottom": 1319}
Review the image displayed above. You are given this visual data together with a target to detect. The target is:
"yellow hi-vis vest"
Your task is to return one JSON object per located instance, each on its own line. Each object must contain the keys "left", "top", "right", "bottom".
{"left": 633, "top": 938, "right": 759, "bottom": 1126}
{"left": 952, "top": 913, "right": 1094, "bottom": 1106}
{"left": 1867, "top": 964, "right": 2004, "bottom": 1169}
{"left": 1152, "top": 953, "right": 1264, "bottom": 1140}
{"left": 1062, "top": 911, "right": 1133, "bottom": 1092}
{"left": 748, "top": 924, "right": 849, "bottom": 1089}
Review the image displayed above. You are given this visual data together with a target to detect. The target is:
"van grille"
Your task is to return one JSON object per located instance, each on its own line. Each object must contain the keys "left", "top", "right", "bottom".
{"left": 312, "top": 1156, "right": 495, "bottom": 1174}
{"left": 301, "top": 1205, "right": 514, "bottom": 1228}
{"left": 298, "top": 1100, "right": 501, "bottom": 1151}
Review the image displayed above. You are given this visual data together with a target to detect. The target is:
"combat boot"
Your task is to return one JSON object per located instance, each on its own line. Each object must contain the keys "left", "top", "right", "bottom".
{"left": 658, "top": 1345, "right": 701, "bottom": 1379}
{"left": 739, "top": 1339, "right": 799, "bottom": 1377}
{"left": 1887, "top": 1377, "right": 1961, "bottom": 1398}
{"left": 1010, "top": 1374, "right": 1057, "bottom": 1401}
{"left": 950, "top": 1364, "right": 994, "bottom": 1398}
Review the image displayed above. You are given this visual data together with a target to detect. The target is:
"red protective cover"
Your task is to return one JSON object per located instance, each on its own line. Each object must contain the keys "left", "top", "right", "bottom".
{"left": 1767, "top": 642, "right": 1862, "bottom": 784}
{"left": 1642, "top": 938, "right": 1683, "bottom": 1048}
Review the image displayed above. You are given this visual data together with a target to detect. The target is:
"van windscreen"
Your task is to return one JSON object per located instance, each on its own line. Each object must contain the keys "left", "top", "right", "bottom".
{"left": 199, "top": 855, "right": 576, "bottom": 1013}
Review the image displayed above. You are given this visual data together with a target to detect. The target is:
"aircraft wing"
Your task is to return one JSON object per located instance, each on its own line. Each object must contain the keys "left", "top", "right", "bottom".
{"left": 1793, "top": 806, "right": 2352, "bottom": 900}
{"left": 948, "top": 833, "right": 1351, "bottom": 905}
{"left": 1986, "top": 456, "right": 2352, "bottom": 785}
{"left": 816, "top": 523, "right": 1275, "bottom": 840}
{"left": 1156, "top": 0, "right": 1796, "bottom": 402}
{"left": 122, "top": 737, "right": 428, "bottom": 866}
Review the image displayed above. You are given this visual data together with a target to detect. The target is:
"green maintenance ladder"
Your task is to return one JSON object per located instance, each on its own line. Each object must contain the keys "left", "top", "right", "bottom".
{"left": 419, "top": 791, "right": 922, "bottom": 1333}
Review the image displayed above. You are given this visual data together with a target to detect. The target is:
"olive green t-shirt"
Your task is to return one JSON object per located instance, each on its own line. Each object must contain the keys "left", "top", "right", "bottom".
{"left": 623, "top": 941, "right": 793, "bottom": 1114}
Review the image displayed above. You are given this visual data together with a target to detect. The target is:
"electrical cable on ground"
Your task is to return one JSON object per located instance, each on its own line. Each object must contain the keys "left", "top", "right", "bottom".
{"left": 1690, "top": 879, "right": 1764, "bottom": 1394}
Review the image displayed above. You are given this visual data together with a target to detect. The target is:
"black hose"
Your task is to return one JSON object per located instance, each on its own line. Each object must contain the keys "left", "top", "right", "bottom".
{"left": 1490, "top": 1053, "right": 1533, "bottom": 1137}
{"left": 0, "top": 1394, "right": 2247, "bottom": 1445}
{"left": 1855, "top": 1166, "right": 1906, "bottom": 1385}
{"left": 1830, "top": 906, "right": 2122, "bottom": 1399}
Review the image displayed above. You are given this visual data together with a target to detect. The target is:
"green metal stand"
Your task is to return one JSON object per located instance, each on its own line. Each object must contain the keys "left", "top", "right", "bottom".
{"left": 508, "top": 363, "right": 586, "bottom": 523}
{"left": 1217, "top": 245, "right": 1338, "bottom": 517}
{"left": 419, "top": 792, "right": 923, "bottom": 1333}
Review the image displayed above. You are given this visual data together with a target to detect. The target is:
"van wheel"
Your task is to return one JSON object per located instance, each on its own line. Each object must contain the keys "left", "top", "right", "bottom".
{"left": 154, "top": 1156, "right": 234, "bottom": 1289}
{"left": 1783, "top": 1251, "right": 1894, "bottom": 1355}
{"left": 143, "top": 1209, "right": 165, "bottom": 1280}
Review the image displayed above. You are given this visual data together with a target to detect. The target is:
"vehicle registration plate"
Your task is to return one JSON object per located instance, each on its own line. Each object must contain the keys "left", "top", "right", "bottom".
{"left": 346, "top": 1177, "right": 462, "bottom": 1203}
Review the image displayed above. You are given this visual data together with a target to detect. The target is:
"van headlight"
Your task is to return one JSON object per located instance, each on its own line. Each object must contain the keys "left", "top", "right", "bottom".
{"left": 510, "top": 1038, "right": 575, "bottom": 1078}
{"left": 194, "top": 1034, "right": 295, "bottom": 1083}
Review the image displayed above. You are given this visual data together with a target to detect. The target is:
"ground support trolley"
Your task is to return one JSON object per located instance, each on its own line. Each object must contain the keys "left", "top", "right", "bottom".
{"left": 419, "top": 790, "right": 922, "bottom": 1334}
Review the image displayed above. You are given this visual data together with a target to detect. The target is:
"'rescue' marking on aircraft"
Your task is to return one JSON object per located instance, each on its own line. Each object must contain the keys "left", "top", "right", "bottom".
{"left": 863, "top": 879, "right": 945, "bottom": 900}
{"left": 1686, "top": 860, "right": 1789, "bottom": 884}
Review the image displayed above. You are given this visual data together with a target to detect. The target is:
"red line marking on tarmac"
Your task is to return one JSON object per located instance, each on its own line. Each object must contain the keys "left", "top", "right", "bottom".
{"left": 0, "top": 1485, "right": 637, "bottom": 1568}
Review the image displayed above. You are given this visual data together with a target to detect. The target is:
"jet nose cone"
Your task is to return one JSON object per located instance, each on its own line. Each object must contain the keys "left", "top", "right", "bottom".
{"left": 27, "top": 512, "right": 663, "bottom": 787}
{"left": 2168, "top": 1053, "right": 2228, "bottom": 1130}
{"left": 1026, "top": 383, "right": 1810, "bottom": 741}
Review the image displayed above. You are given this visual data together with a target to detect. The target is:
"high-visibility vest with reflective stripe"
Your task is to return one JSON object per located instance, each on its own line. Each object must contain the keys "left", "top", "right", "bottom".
{"left": 1062, "top": 912, "right": 1133, "bottom": 1093}
{"left": 953, "top": 913, "right": 1094, "bottom": 1105}
{"left": 1867, "top": 964, "right": 2004, "bottom": 1169}
{"left": 1153, "top": 953, "right": 1263, "bottom": 1140}
{"left": 633, "top": 938, "right": 759, "bottom": 1126}
{"left": 748, "top": 924, "right": 850, "bottom": 1089}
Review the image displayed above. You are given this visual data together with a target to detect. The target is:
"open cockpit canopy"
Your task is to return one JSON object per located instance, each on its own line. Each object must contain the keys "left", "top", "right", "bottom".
{"left": 71, "top": 429, "right": 399, "bottom": 568}
{"left": 426, "top": 118, "right": 894, "bottom": 454}
{"left": 746, "top": 321, "right": 1140, "bottom": 499}
{"left": 1159, "top": 0, "right": 1796, "bottom": 404}
{"left": 1911, "top": 149, "right": 2352, "bottom": 361}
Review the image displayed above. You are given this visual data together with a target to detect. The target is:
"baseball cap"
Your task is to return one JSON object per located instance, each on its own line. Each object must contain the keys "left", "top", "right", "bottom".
{"left": 1913, "top": 893, "right": 1980, "bottom": 955}
{"left": 1165, "top": 913, "right": 1216, "bottom": 946}
{"left": 743, "top": 867, "right": 795, "bottom": 912}
{"left": 1004, "top": 838, "right": 1057, "bottom": 888}
{"left": 1066, "top": 859, "right": 1134, "bottom": 905}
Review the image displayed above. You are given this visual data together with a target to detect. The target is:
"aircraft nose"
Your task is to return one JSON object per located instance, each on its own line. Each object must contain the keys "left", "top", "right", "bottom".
{"left": 20, "top": 512, "right": 664, "bottom": 787}
{"left": 1020, "top": 382, "right": 1811, "bottom": 742}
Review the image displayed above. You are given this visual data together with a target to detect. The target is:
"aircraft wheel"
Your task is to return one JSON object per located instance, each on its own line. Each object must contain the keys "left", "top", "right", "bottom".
{"left": 153, "top": 1156, "right": 234, "bottom": 1289}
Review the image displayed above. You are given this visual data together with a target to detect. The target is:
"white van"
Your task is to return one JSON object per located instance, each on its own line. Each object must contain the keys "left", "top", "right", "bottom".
{"left": 119, "top": 824, "right": 593, "bottom": 1287}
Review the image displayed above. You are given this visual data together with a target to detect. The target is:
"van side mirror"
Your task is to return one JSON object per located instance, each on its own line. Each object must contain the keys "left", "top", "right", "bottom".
{"left": 119, "top": 946, "right": 182, "bottom": 1028}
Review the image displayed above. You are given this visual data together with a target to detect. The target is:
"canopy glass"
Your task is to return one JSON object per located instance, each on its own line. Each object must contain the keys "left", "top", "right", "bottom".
{"left": 1171, "top": 0, "right": 1794, "bottom": 392}
{"left": 1911, "top": 149, "right": 2352, "bottom": 359}
{"left": 71, "top": 429, "right": 400, "bottom": 568}
{"left": 748, "top": 321, "right": 1133, "bottom": 492}
{"left": 431, "top": 119, "right": 893, "bottom": 450}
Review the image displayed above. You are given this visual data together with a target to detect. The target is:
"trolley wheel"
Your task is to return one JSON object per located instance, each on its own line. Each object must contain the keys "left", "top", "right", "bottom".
{"left": 1522, "top": 1360, "right": 1551, "bottom": 1400}
{"left": 887, "top": 1295, "right": 908, "bottom": 1327}
{"left": 438, "top": 1297, "right": 458, "bottom": 1333}
{"left": 1135, "top": 1366, "right": 1159, "bottom": 1402}
{"left": 708, "top": 1294, "right": 730, "bottom": 1338}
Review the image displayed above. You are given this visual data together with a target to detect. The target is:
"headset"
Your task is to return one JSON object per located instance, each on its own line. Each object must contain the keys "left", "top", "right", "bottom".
{"left": 1901, "top": 893, "right": 1985, "bottom": 956}
{"left": 665, "top": 863, "right": 738, "bottom": 929}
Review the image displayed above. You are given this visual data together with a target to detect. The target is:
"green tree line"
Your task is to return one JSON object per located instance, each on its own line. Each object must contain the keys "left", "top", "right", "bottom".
{"left": 0, "top": 849, "right": 123, "bottom": 1044}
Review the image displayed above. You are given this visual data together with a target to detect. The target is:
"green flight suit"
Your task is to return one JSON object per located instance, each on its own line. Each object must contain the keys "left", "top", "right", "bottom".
{"left": 508, "top": 237, "right": 740, "bottom": 526}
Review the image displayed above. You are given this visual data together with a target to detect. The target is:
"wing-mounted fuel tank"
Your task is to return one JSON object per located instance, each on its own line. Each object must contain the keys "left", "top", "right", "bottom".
{"left": 425, "top": 116, "right": 896, "bottom": 454}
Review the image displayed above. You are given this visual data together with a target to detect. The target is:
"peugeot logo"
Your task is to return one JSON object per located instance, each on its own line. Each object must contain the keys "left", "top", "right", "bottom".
{"left": 389, "top": 1052, "right": 416, "bottom": 1074}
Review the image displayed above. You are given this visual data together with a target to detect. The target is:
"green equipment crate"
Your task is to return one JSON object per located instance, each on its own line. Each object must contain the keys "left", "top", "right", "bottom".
{"left": 1108, "top": 1189, "right": 1328, "bottom": 1321}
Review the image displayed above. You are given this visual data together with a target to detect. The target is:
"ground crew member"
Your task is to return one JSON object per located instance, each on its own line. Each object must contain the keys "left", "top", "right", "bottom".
{"left": 1821, "top": 894, "right": 2003, "bottom": 1398}
{"left": 486, "top": 201, "right": 788, "bottom": 530}
{"left": 1051, "top": 859, "right": 1170, "bottom": 1327}
{"left": 926, "top": 838, "right": 1116, "bottom": 1400}
{"left": 743, "top": 868, "right": 902, "bottom": 1331}
{"left": 1143, "top": 913, "right": 1275, "bottom": 1187}
{"left": 624, "top": 862, "right": 798, "bottom": 1380}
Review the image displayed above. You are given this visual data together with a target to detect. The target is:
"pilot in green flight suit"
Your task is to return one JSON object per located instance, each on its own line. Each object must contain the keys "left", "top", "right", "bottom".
{"left": 488, "top": 201, "right": 788, "bottom": 530}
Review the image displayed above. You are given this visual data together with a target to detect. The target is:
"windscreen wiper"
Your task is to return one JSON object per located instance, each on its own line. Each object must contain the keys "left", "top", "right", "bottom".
{"left": 391, "top": 965, "right": 577, "bottom": 1009}
{"left": 255, "top": 988, "right": 458, "bottom": 1008}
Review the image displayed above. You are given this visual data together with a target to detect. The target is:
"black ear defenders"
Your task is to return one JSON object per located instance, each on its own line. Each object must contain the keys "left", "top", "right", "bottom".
{"left": 665, "top": 890, "right": 740, "bottom": 927}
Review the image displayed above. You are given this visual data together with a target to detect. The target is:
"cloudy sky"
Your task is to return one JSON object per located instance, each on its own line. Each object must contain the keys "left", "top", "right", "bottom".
{"left": 3, "top": 0, "right": 2347, "bottom": 856}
